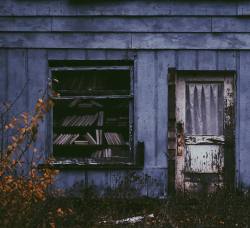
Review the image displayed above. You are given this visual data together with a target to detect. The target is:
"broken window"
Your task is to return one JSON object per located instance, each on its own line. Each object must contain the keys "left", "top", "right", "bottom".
{"left": 50, "top": 61, "right": 134, "bottom": 166}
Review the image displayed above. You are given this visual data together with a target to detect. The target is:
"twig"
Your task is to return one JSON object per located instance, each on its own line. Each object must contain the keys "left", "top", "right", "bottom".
{"left": 0, "top": 79, "right": 29, "bottom": 116}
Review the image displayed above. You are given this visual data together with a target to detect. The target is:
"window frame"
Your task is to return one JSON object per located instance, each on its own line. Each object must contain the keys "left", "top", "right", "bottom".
{"left": 47, "top": 62, "right": 138, "bottom": 169}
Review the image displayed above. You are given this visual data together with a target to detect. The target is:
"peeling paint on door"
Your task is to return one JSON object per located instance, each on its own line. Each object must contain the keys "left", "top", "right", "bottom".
{"left": 175, "top": 72, "right": 235, "bottom": 192}
{"left": 185, "top": 145, "right": 223, "bottom": 173}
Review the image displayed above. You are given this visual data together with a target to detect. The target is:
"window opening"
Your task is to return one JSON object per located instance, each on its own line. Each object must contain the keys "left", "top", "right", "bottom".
{"left": 50, "top": 63, "right": 134, "bottom": 166}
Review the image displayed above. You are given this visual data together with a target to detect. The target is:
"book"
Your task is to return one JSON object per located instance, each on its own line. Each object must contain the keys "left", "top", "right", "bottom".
{"left": 74, "top": 140, "right": 89, "bottom": 145}
{"left": 91, "top": 148, "right": 112, "bottom": 159}
{"left": 96, "top": 129, "right": 103, "bottom": 145}
{"left": 53, "top": 134, "right": 80, "bottom": 145}
{"left": 97, "top": 111, "right": 104, "bottom": 126}
{"left": 61, "top": 114, "right": 99, "bottom": 127}
{"left": 104, "top": 132, "right": 125, "bottom": 145}
{"left": 69, "top": 134, "right": 80, "bottom": 144}
{"left": 85, "top": 132, "right": 97, "bottom": 145}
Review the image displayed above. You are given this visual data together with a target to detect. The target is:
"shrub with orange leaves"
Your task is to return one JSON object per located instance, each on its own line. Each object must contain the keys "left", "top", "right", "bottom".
{"left": 0, "top": 96, "right": 59, "bottom": 227}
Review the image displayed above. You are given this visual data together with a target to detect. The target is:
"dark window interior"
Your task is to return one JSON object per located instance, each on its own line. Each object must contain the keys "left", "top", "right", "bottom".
{"left": 51, "top": 65, "right": 133, "bottom": 165}
{"left": 53, "top": 70, "right": 130, "bottom": 96}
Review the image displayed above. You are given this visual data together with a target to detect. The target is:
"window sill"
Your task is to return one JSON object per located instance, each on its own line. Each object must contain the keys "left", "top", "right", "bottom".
{"left": 38, "top": 160, "right": 143, "bottom": 170}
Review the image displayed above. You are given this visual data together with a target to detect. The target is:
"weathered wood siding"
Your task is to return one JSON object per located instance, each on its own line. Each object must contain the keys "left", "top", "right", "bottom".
{"left": 0, "top": 0, "right": 250, "bottom": 195}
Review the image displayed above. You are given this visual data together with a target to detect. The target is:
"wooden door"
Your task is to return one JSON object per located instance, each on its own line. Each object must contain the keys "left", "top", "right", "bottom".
{"left": 175, "top": 72, "right": 235, "bottom": 192}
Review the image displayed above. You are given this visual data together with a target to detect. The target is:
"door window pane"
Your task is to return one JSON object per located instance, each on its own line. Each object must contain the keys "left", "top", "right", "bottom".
{"left": 185, "top": 83, "right": 224, "bottom": 135}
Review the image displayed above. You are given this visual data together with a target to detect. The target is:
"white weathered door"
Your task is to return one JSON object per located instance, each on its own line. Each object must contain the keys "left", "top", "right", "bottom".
{"left": 175, "top": 73, "right": 235, "bottom": 192}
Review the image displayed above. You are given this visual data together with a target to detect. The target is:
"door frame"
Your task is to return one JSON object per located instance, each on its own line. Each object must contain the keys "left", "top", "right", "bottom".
{"left": 167, "top": 69, "right": 236, "bottom": 193}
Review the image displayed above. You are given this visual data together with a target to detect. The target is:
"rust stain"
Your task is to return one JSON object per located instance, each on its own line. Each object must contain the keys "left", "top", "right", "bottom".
{"left": 176, "top": 121, "right": 185, "bottom": 156}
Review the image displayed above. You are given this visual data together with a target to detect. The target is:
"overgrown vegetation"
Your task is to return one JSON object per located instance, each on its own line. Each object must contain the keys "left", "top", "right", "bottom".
{"left": 45, "top": 186, "right": 250, "bottom": 227}
{"left": 158, "top": 190, "right": 250, "bottom": 227}
{"left": 0, "top": 86, "right": 250, "bottom": 227}
{"left": 2, "top": 184, "right": 248, "bottom": 227}
{"left": 0, "top": 94, "right": 61, "bottom": 227}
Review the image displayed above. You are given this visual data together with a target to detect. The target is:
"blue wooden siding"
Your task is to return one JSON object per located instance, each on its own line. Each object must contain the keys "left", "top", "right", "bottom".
{"left": 0, "top": 0, "right": 250, "bottom": 195}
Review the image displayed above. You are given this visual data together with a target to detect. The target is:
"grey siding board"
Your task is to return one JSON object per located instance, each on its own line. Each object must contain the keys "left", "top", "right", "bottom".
{"left": 55, "top": 171, "right": 87, "bottom": 190}
{"left": 136, "top": 51, "right": 156, "bottom": 168}
{"left": 212, "top": 17, "right": 250, "bottom": 32}
{"left": 7, "top": 49, "right": 28, "bottom": 117}
{"left": 217, "top": 51, "right": 236, "bottom": 70}
{"left": 238, "top": 51, "right": 250, "bottom": 187}
{"left": 177, "top": 50, "right": 197, "bottom": 70}
{"left": 0, "top": 50, "right": 8, "bottom": 150}
{"left": 106, "top": 50, "right": 129, "bottom": 60}
{"left": 86, "top": 50, "right": 107, "bottom": 60}
{"left": 3, "top": 0, "right": 250, "bottom": 193}
{"left": 132, "top": 33, "right": 250, "bottom": 50}
{"left": 48, "top": 50, "right": 67, "bottom": 60}
{"left": 0, "top": 50, "right": 8, "bottom": 105}
{"left": 110, "top": 171, "right": 127, "bottom": 189}
{"left": 66, "top": 50, "right": 87, "bottom": 60}
{"left": 7, "top": 49, "right": 28, "bottom": 163}
{"left": 51, "top": 17, "right": 211, "bottom": 33}
{"left": 156, "top": 51, "right": 175, "bottom": 167}
{"left": 51, "top": 50, "right": 127, "bottom": 60}
{"left": 0, "top": 33, "right": 131, "bottom": 49}
{"left": 167, "top": 2, "right": 237, "bottom": 16}
{"left": 87, "top": 171, "right": 107, "bottom": 188}
{"left": 0, "top": 0, "right": 238, "bottom": 16}
{"left": 54, "top": 169, "right": 166, "bottom": 197}
{"left": 141, "top": 168, "right": 167, "bottom": 197}
{"left": 0, "top": 17, "right": 51, "bottom": 32}
{"left": 197, "top": 51, "right": 217, "bottom": 70}
{"left": 238, "top": 3, "right": 250, "bottom": 16}
{"left": 27, "top": 49, "right": 48, "bottom": 158}
{"left": 48, "top": 49, "right": 128, "bottom": 61}
{"left": 4, "top": 16, "right": 250, "bottom": 33}
{"left": 4, "top": 33, "right": 250, "bottom": 50}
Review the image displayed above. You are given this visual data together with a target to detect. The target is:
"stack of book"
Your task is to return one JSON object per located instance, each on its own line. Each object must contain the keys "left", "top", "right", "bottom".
{"left": 92, "top": 148, "right": 112, "bottom": 159}
{"left": 62, "top": 114, "right": 98, "bottom": 127}
{"left": 104, "top": 132, "right": 125, "bottom": 145}
{"left": 61, "top": 111, "right": 104, "bottom": 127}
{"left": 84, "top": 130, "right": 103, "bottom": 145}
{"left": 54, "top": 134, "right": 79, "bottom": 145}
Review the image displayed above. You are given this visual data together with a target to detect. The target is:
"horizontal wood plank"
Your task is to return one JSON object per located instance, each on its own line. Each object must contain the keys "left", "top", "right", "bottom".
{"left": 51, "top": 17, "right": 211, "bottom": 32}
{"left": 3, "top": 16, "right": 250, "bottom": 33}
{"left": 0, "top": 17, "right": 51, "bottom": 31}
{"left": 2, "top": 33, "right": 250, "bottom": 50}
{"left": 0, "top": 33, "right": 131, "bottom": 49}
{"left": 0, "top": 0, "right": 238, "bottom": 16}
{"left": 213, "top": 17, "right": 250, "bottom": 32}
{"left": 238, "top": 2, "right": 250, "bottom": 16}
{"left": 132, "top": 33, "right": 250, "bottom": 50}
{"left": 217, "top": 51, "right": 236, "bottom": 70}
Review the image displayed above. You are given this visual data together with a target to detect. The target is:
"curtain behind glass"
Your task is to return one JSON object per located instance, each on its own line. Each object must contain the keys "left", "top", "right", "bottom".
{"left": 185, "top": 83, "right": 224, "bottom": 135}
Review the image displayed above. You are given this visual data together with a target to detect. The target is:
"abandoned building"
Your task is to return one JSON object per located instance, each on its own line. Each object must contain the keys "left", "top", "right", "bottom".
{"left": 1, "top": 0, "right": 250, "bottom": 197}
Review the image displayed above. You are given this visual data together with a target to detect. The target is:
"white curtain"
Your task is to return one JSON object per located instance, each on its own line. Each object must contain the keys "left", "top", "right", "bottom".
{"left": 185, "top": 83, "right": 224, "bottom": 135}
